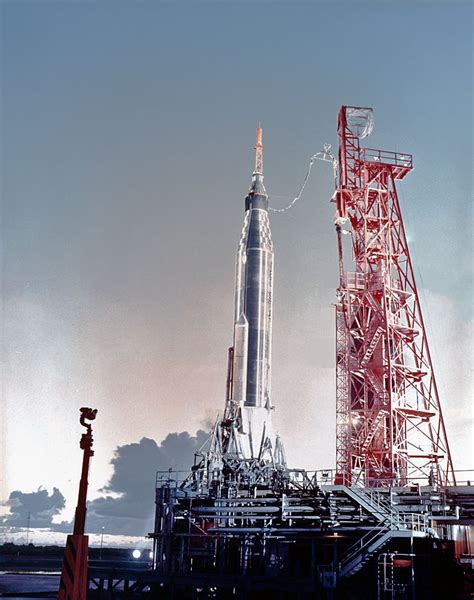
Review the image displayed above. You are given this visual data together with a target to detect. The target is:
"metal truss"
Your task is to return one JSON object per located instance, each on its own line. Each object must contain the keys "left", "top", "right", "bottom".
{"left": 333, "top": 106, "right": 455, "bottom": 487}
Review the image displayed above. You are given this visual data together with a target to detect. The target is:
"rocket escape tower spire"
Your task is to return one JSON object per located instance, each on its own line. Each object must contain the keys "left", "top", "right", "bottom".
{"left": 254, "top": 125, "right": 263, "bottom": 175}
{"left": 333, "top": 106, "right": 455, "bottom": 488}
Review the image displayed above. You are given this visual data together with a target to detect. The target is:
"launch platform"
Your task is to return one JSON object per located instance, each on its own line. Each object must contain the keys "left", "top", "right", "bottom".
{"left": 145, "top": 111, "right": 474, "bottom": 599}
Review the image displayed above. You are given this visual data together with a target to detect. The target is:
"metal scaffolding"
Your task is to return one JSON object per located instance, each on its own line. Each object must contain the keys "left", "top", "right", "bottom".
{"left": 332, "top": 106, "right": 455, "bottom": 488}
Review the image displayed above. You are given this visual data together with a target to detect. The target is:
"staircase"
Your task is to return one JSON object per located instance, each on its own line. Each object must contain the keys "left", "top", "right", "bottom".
{"left": 339, "top": 526, "right": 424, "bottom": 578}
{"left": 360, "top": 326, "right": 384, "bottom": 368}
{"left": 359, "top": 408, "right": 388, "bottom": 453}
{"left": 365, "top": 370, "right": 388, "bottom": 402}
{"left": 327, "top": 485, "right": 428, "bottom": 578}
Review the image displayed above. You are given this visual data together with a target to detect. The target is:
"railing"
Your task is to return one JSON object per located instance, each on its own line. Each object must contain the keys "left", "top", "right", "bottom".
{"left": 339, "top": 484, "right": 429, "bottom": 573}
{"left": 360, "top": 148, "right": 413, "bottom": 170}
{"left": 339, "top": 521, "right": 393, "bottom": 574}
{"left": 446, "top": 470, "right": 474, "bottom": 486}
{"left": 346, "top": 271, "right": 366, "bottom": 291}
{"left": 355, "top": 489, "right": 428, "bottom": 530}
{"left": 156, "top": 470, "right": 196, "bottom": 487}
{"left": 156, "top": 467, "right": 321, "bottom": 491}
{"left": 311, "top": 468, "right": 474, "bottom": 488}
{"left": 399, "top": 513, "right": 428, "bottom": 532}
{"left": 155, "top": 468, "right": 474, "bottom": 490}
{"left": 339, "top": 512, "right": 428, "bottom": 575}
{"left": 354, "top": 488, "right": 394, "bottom": 517}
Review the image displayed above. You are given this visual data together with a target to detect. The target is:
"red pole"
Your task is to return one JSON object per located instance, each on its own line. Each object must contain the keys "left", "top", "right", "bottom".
{"left": 58, "top": 407, "right": 97, "bottom": 600}
{"left": 73, "top": 410, "right": 96, "bottom": 535}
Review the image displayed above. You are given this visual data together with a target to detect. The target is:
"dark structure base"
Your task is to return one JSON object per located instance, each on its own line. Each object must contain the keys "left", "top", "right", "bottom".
{"left": 149, "top": 473, "right": 473, "bottom": 600}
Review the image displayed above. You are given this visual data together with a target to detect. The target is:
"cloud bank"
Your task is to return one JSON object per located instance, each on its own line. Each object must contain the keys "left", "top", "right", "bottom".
{"left": 2, "top": 430, "right": 209, "bottom": 537}
{"left": 3, "top": 487, "right": 65, "bottom": 529}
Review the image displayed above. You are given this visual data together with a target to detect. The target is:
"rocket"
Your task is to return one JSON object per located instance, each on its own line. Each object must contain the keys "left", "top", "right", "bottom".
{"left": 225, "top": 127, "right": 284, "bottom": 465}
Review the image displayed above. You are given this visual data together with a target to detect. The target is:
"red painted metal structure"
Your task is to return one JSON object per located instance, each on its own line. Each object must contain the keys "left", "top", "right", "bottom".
{"left": 332, "top": 106, "right": 455, "bottom": 487}
{"left": 58, "top": 407, "right": 97, "bottom": 600}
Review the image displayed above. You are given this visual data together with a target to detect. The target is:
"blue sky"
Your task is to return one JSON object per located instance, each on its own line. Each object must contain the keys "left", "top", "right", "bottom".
{"left": 1, "top": 0, "right": 472, "bottom": 535}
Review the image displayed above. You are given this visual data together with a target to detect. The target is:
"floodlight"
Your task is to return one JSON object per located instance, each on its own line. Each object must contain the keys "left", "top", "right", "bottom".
{"left": 346, "top": 107, "right": 374, "bottom": 139}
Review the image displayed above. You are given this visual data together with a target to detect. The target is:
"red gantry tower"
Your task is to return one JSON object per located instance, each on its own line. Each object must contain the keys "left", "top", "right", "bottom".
{"left": 333, "top": 106, "right": 455, "bottom": 487}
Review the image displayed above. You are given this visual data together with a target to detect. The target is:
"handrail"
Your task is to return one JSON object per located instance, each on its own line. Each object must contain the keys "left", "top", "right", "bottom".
{"left": 156, "top": 467, "right": 474, "bottom": 488}
{"left": 339, "top": 513, "right": 427, "bottom": 574}
{"left": 339, "top": 522, "right": 392, "bottom": 572}
{"left": 309, "top": 468, "right": 474, "bottom": 488}
{"left": 338, "top": 487, "right": 428, "bottom": 574}
{"left": 359, "top": 148, "right": 413, "bottom": 169}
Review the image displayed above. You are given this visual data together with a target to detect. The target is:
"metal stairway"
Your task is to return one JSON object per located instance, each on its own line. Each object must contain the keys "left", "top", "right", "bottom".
{"left": 339, "top": 526, "right": 423, "bottom": 578}
{"left": 359, "top": 408, "right": 388, "bottom": 453}
{"left": 360, "top": 325, "right": 384, "bottom": 368}
{"left": 365, "top": 370, "right": 388, "bottom": 402}
{"left": 327, "top": 486, "right": 427, "bottom": 578}
{"left": 329, "top": 485, "right": 395, "bottom": 524}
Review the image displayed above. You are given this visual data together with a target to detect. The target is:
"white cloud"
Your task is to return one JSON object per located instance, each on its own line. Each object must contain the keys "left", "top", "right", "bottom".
{"left": 421, "top": 290, "right": 474, "bottom": 473}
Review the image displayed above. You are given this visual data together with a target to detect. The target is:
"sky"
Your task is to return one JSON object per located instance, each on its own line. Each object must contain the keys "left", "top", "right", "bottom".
{"left": 1, "top": 0, "right": 473, "bottom": 541}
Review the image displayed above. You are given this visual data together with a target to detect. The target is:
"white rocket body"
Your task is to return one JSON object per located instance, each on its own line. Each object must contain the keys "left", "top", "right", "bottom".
{"left": 226, "top": 129, "right": 283, "bottom": 464}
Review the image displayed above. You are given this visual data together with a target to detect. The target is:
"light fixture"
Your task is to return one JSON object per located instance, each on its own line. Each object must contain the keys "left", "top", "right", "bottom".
{"left": 346, "top": 107, "right": 374, "bottom": 139}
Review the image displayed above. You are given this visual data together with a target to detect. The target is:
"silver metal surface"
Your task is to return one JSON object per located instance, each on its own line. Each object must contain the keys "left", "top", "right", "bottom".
{"left": 227, "top": 128, "right": 282, "bottom": 462}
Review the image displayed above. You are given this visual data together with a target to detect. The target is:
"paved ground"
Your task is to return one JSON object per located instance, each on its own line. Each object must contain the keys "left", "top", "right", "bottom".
{"left": 0, "top": 572, "right": 59, "bottom": 598}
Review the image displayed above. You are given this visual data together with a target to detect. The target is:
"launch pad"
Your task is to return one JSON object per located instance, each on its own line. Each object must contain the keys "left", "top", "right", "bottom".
{"left": 144, "top": 107, "right": 474, "bottom": 599}
{"left": 149, "top": 468, "right": 472, "bottom": 598}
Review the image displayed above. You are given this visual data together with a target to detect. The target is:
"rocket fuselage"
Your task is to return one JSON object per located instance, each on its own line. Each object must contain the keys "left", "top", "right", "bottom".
{"left": 234, "top": 187, "right": 273, "bottom": 409}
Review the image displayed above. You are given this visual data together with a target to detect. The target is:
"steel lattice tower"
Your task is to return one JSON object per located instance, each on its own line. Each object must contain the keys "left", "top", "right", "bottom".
{"left": 332, "top": 106, "right": 455, "bottom": 487}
